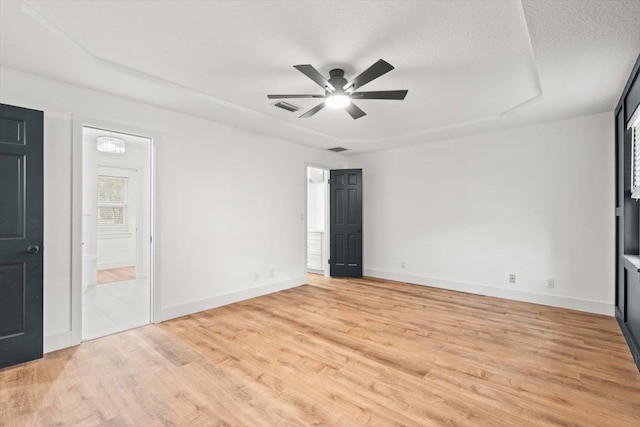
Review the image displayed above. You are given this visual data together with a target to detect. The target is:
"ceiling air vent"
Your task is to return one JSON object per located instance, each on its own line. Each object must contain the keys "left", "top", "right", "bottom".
{"left": 273, "top": 101, "right": 301, "bottom": 112}
{"left": 328, "top": 147, "right": 348, "bottom": 153}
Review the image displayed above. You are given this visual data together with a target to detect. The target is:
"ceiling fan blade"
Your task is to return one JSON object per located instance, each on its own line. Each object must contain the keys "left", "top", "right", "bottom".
{"left": 267, "top": 94, "right": 325, "bottom": 99}
{"left": 351, "top": 90, "right": 408, "bottom": 100}
{"left": 294, "top": 65, "right": 335, "bottom": 92}
{"left": 345, "top": 103, "right": 366, "bottom": 120}
{"left": 299, "top": 102, "right": 326, "bottom": 118}
{"left": 344, "top": 59, "right": 394, "bottom": 92}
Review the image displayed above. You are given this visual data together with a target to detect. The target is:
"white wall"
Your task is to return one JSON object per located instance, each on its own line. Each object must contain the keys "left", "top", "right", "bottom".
{"left": 0, "top": 67, "right": 345, "bottom": 352}
{"left": 348, "top": 112, "right": 615, "bottom": 315}
{"left": 0, "top": 65, "right": 615, "bottom": 356}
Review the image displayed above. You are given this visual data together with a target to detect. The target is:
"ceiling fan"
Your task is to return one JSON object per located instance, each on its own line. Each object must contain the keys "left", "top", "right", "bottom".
{"left": 268, "top": 59, "right": 408, "bottom": 120}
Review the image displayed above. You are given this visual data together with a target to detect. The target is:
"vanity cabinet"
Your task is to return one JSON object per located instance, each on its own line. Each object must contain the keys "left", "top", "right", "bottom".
{"left": 307, "top": 231, "right": 323, "bottom": 271}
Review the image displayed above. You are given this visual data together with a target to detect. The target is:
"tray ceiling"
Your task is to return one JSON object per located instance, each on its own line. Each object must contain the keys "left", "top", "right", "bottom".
{"left": 1, "top": 1, "right": 639, "bottom": 153}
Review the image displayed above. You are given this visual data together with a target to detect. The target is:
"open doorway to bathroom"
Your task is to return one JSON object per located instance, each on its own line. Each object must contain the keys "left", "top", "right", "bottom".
{"left": 81, "top": 126, "right": 152, "bottom": 340}
{"left": 307, "top": 166, "right": 329, "bottom": 275}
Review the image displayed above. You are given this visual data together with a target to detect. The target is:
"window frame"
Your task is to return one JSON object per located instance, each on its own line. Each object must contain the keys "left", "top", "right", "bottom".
{"left": 96, "top": 168, "right": 134, "bottom": 235}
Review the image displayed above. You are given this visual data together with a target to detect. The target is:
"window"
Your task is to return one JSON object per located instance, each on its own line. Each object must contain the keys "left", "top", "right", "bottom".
{"left": 97, "top": 175, "right": 129, "bottom": 228}
{"left": 630, "top": 107, "right": 640, "bottom": 199}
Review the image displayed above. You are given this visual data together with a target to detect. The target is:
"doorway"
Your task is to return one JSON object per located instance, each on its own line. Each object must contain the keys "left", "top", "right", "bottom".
{"left": 81, "top": 126, "right": 152, "bottom": 340}
{"left": 306, "top": 166, "right": 329, "bottom": 275}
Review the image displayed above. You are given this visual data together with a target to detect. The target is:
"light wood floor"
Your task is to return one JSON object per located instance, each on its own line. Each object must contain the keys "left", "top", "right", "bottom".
{"left": 97, "top": 266, "right": 136, "bottom": 285}
{"left": 1, "top": 275, "right": 639, "bottom": 426}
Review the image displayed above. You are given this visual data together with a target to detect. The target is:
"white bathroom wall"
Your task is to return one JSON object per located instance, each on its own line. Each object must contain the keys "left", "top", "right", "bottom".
{"left": 94, "top": 165, "right": 138, "bottom": 270}
{"left": 348, "top": 112, "right": 615, "bottom": 315}
{"left": 95, "top": 177, "right": 137, "bottom": 270}
{"left": 94, "top": 138, "right": 150, "bottom": 273}
{"left": 0, "top": 67, "right": 345, "bottom": 352}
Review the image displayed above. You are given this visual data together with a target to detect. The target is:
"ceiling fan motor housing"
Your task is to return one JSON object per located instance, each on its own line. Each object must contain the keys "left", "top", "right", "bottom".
{"left": 328, "top": 69, "right": 348, "bottom": 94}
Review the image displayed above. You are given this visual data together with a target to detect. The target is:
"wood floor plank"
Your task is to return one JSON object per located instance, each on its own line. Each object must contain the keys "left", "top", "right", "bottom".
{"left": 97, "top": 267, "right": 136, "bottom": 285}
{"left": 1, "top": 274, "right": 639, "bottom": 426}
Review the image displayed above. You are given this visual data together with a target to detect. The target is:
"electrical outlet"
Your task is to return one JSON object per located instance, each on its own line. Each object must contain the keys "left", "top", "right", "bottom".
{"left": 254, "top": 272, "right": 259, "bottom": 281}
{"left": 401, "top": 261, "right": 406, "bottom": 269}
{"left": 509, "top": 274, "right": 516, "bottom": 284}
{"left": 547, "top": 279, "right": 555, "bottom": 288}
{"left": 269, "top": 269, "right": 274, "bottom": 278}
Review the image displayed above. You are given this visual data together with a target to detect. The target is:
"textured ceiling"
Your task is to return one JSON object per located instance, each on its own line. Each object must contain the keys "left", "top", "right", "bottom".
{"left": 1, "top": 0, "right": 639, "bottom": 153}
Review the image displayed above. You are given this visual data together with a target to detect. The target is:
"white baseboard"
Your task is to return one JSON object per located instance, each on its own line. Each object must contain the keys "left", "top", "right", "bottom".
{"left": 44, "top": 331, "right": 75, "bottom": 354}
{"left": 156, "top": 276, "right": 307, "bottom": 322}
{"left": 364, "top": 269, "right": 614, "bottom": 316}
{"left": 97, "top": 260, "right": 135, "bottom": 270}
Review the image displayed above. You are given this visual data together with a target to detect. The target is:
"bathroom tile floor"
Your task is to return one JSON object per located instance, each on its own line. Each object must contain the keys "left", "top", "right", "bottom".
{"left": 83, "top": 278, "right": 150, "bottom": 340}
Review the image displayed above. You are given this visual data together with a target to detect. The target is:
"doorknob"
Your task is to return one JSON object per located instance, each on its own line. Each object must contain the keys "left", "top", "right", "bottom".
{"left": 26, "top": 245, "right": 40, "bottom": 255}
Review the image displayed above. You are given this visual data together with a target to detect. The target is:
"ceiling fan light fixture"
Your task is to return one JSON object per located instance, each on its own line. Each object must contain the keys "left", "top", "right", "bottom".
{"left": 325, "top": 92, "right": 351, "bottom": 109}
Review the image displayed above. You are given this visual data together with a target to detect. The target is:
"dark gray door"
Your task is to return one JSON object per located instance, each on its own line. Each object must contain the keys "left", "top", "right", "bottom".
{"left": 0, "top": 104, "right": 44, "bottom": 369}
{"left": 329, "top": 169, "right": 362, "bottom": 277}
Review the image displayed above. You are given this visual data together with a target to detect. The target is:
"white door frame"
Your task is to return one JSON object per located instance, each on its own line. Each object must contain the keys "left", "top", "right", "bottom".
{"left": 71, "top": 116, "right": 158, "bottom": 345}
{"left": 305, "top": 163, "right": 330, "bottom": 278}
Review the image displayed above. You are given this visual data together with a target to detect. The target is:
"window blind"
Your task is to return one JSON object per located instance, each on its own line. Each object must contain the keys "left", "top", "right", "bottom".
{"left": 97, "top": 176, "right": 128, "bottom": 226}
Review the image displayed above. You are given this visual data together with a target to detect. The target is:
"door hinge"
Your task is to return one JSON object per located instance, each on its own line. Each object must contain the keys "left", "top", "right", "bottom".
{"left": 150, "top": 236, "right": 153, "bottom": 243}
{"left": 616, "top": 207, "right": 622, "bottom": 217}
{"left": 327, "top": 179, "right": 330, "bottom": 184}
{"left": 328, "top": 259, "right": 331, "bottom": 264}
